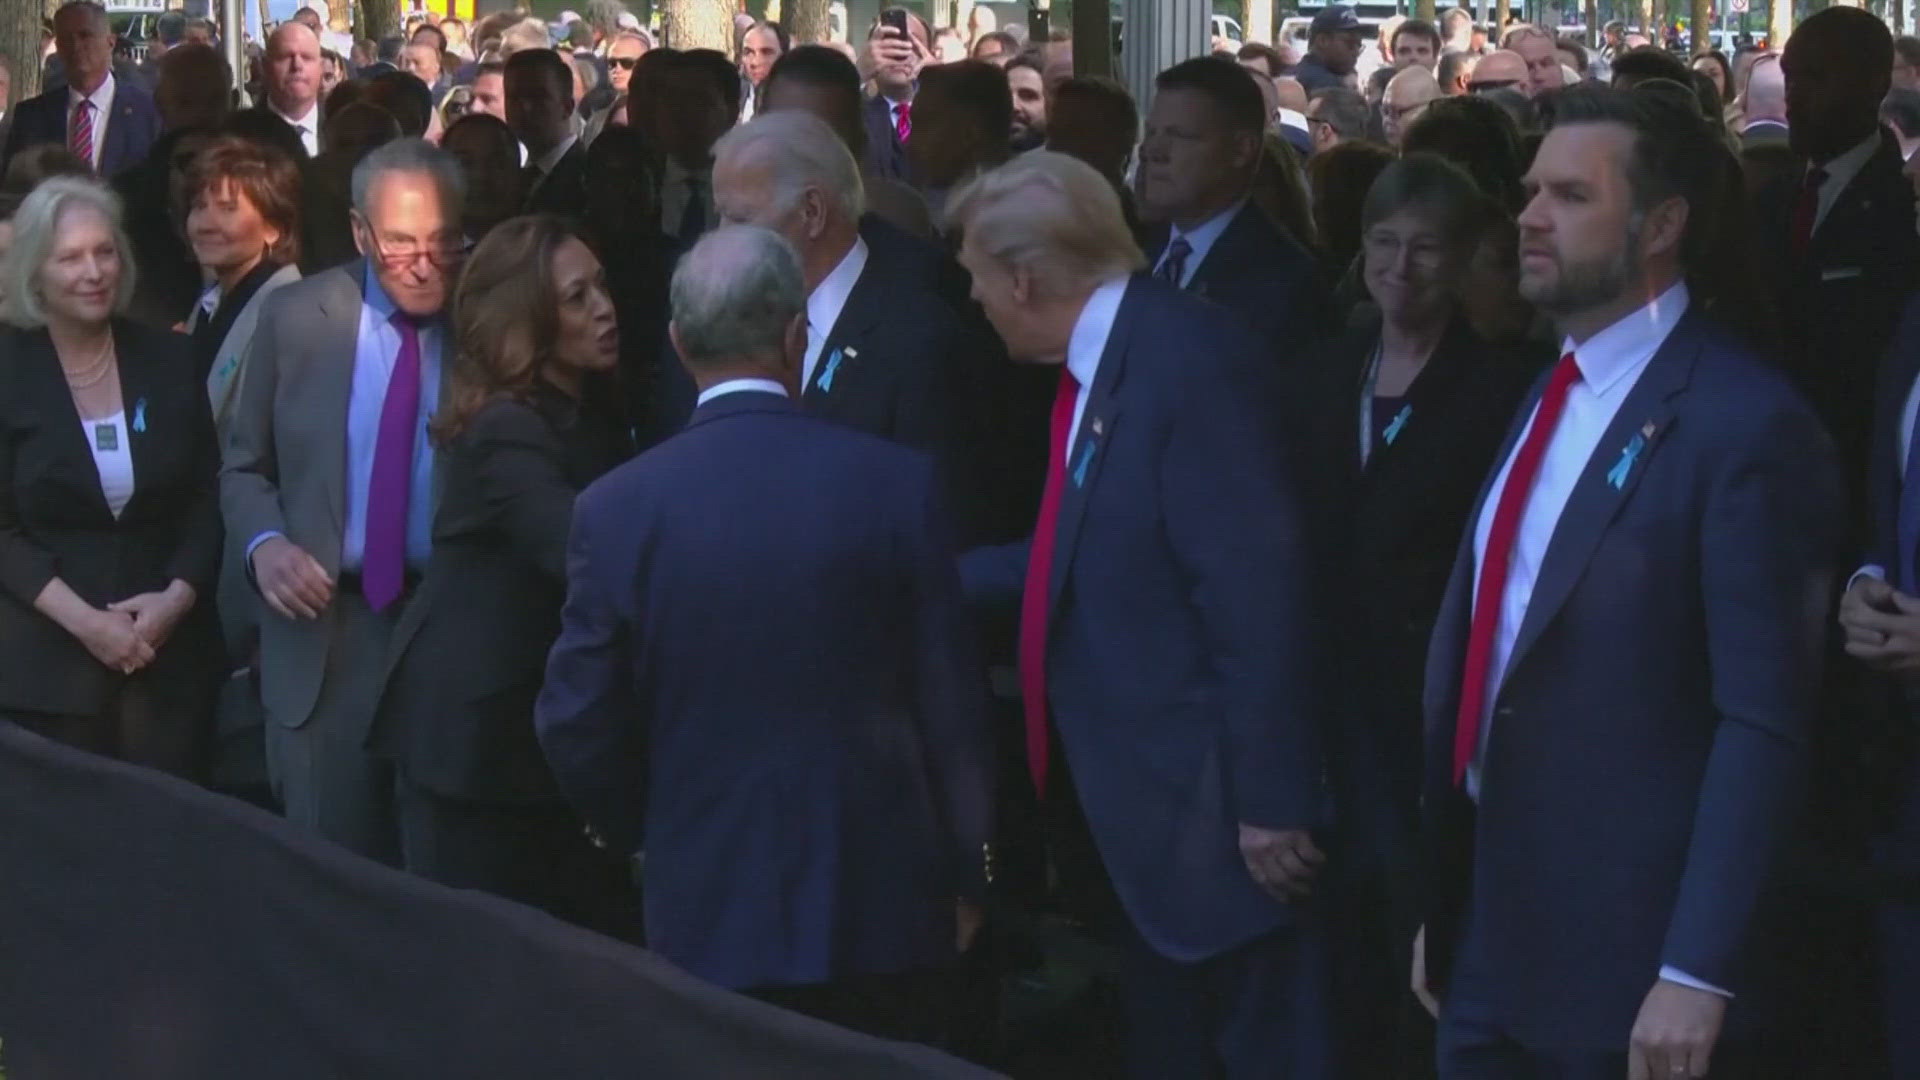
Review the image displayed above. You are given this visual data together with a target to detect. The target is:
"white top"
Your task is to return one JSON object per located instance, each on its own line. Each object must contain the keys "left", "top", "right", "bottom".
{"left": 68, "top": 72, "right": 115, "bottom": 168}
{"left": 1811, "top": 131, "right": 1881, "bottom": 237}
{"left": 803, "top": 238, "right": 870, "bottom": 390}
{"left": 1148, "top": 199, "right": 1244, "bottom": 288}
{"left": 1061, "top": 277, "right": 1130, "bottom": 457}
{"left": 85, "top": 410, "right": 135, "bottom": 519}
{"left": 273, "top": 100, "right": 321, "bottom": 157}
{"left": 696, "top": 378, "right": 788, "bottom": 406}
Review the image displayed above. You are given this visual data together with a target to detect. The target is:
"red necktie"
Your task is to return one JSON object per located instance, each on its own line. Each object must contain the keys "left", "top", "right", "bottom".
{"left": 895, "top": 100, "right": 912, "bottom": 144}
{"left": 69, "top": 99, "right": 94, "bottom": 169}
{"left": 1791, "top": 166, "right": 1828, "bottom": 257}
{"left": 1451, "top": 353, "right": 1582, "bottom": 786}
{"left": 1017, "top": 366, "right": 1081, "bottom": 796}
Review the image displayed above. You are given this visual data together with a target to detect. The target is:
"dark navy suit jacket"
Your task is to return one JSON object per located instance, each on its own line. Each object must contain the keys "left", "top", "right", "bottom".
{"left": 535, "top": 390, "right": 994, "bottom": 991}
{"left": 1420, "top": 309, "right": 1841, "bottom": 1050}
{"left": 1145, "top": 203, "right": 1331, "bottom": 361}
{"left": 861, "top": 94, "right": 909, "bottom": 184}
{"left": 0, "top": 79, "right": 159, "bottom": 179}
{"left": 1863, "top": 295, "right": 1920, "bottom": 883}
{"left": 961, "top": 276, "right": 1325, "bottom": 964}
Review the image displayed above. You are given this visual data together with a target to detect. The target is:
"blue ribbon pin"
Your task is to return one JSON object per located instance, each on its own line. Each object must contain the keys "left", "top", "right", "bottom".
{"left": 817, "top": 349, "right": 843, "bottom": 392}
{"left": 131, "top": 399, "right": 148, "bottom": 434}
{"left": 1382, "top": 404, "right": 1412, "bottom": 446}
{"left": 1070, "top": 438, "right": 1097, "bottom": 487}
{"left": 1606, "top": 429, "right": 1648, "bottom": 490}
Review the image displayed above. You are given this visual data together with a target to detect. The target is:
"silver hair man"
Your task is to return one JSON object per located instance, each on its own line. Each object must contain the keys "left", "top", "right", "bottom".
{"left": 670, "top": 224, "right": 806, "bottom": 369}
{"left": 350, "top": 137, "right": 467, "bottom": 218}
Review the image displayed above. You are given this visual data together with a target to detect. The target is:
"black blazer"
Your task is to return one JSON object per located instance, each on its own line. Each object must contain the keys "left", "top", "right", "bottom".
{"left": 375, "top": 385, "right": 633, "bottom": 802}
{"left": 0, "top": 80, "right": 160, "bottom": 180}
{"left": 525, "top": 142, "right": 590, "bottom": 218}
{"left": 1292, "top": 315, "right": 1546, "bottom": 849}
{"left": 1146, "top": 203, "right": 1333, "bottom": 361}
{"left": 860, "top": 94, "right": 909, "bottom": 184}
{"left": 0, "top": 320, "right": 223, "bottom": 717}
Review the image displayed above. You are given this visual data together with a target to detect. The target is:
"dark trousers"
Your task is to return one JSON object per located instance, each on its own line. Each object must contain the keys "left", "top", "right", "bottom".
{"left": 396, "top": 778, "right": 639, "bottom": 944}
{"left": 5, "top": 678, "right": 205, "bottom": 780}
{"left": 749, "top": 967, "right": 959, "bottom": 1047}
{"left": 1879, "top": 900, "right": 1920, "bottom": 1079}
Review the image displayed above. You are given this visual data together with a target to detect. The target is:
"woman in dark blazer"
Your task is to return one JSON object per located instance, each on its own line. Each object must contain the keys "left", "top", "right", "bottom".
{"left": 376, "top": 215, "right": 635, "bottom": 936}
{"left": 1292, "top": 156, "right": 1546, "bottom": 1076}
{"left": 0, "top": 177, "right": 223, "bottom": 776}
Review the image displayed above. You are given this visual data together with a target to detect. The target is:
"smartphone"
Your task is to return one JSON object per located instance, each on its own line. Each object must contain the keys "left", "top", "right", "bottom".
{"left": 880, "top": 8, "right": 908, "bottom": 37}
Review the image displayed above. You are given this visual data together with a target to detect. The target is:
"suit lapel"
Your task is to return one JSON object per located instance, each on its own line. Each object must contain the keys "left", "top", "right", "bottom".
{"left": 115, "top": 321, "right": 153, "bottom": 515}
{"left": 29, "top": 329, "right": 114, "bottom": 521}
{"left": 1500, "top": 316, "right": 1699, "bottom": 679}
{"left": 317, "top": 265, "right": 365, "bottom": 541}
{"left": 1047, "top": 282, "right": 1136, "bottom": 613}
{"left": 804, "top": 258, "right": 879, "bottom": 406}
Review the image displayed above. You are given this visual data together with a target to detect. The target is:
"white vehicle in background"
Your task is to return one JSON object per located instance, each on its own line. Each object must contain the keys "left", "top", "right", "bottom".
{"left": 1214, "top": 13, "right": 1245, "bottom": 43}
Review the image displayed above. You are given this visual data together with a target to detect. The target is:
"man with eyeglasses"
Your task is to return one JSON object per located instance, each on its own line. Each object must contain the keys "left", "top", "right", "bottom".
{"left": 606, "top": 30, "right": 648, "bottom": 96}
{"left": 1305, "top": 86, "right": 1367, "bottom": 153}
{"left": 223, "top": 138, "right": 466, "bottom": 866}
{"left": 1383, "top": 64, "right": 1440, "bottom": 147}
{"left": 1466, "top": 49, "right": 1527, "bottom": 93}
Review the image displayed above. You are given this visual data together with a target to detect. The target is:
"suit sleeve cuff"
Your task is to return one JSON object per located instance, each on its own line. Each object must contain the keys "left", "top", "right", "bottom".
{"left": 1659, "top": 965, "right": 1733, "bottom": 998}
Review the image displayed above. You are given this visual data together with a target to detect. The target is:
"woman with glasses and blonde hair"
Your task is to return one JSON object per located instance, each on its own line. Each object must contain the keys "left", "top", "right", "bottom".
{"left": 0, "top": 176, "right": 223, "bottom": 777}
{"left": 376, "top": 214, "right": 635, "bottom": 935}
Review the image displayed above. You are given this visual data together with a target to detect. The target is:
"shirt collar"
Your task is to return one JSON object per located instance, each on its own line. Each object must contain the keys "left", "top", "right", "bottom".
{"left": 1167, "top": 199, "right": 1245, "bottom": 269}
{"left": 362, "top": 260, "right": 399, "bottom": 322}
{"left": 274, "top": 99, "right": 318, "bottom": 130}
{"left": 807, "top": 237, "right": 869, "bottom": 341}
{"left": 697, "top": 377, "right": 789, "bottom": 406}
{"left": 534, "top": 133, "right": 578, "bottom": 176}
{"left": 1815, "top": 130, "right": 1881, "bottom": 190}
{"left": 1561, "top": 279, "right": 1689, "bottom": 395}
{"left": 1065, "top": 277, "right": 1130, "bottom": 389}
{"left": 70, "top": 70, "right": 114, "bottom": 111}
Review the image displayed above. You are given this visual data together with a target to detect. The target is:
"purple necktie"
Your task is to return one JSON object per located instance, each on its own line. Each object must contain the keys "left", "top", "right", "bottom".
{"left": 364, "top": 309, "right": 422, "bottom": 612}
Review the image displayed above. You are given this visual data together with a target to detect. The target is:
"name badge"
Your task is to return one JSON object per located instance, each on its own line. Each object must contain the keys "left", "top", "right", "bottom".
{"left": 94, "top": 423, "right": 118, "bottom": 452}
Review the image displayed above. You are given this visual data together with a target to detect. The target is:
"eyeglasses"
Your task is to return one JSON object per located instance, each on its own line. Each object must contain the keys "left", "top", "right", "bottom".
{"left": 609, "top": 56, "right": 639, "bottom": 70}
{"left": 1467, "top": 78, "right": 1520, "bottom": 91}
{"left": 357, "top": 223, "right": 471, "bottom": 268}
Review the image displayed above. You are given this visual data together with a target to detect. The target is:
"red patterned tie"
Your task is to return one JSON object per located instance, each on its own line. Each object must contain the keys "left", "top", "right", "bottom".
{"left": 1451, "top": 353, "right": 1582, "bottom": 785}
{"left": 895, "top": 100, "right": 912, "bottom": 144}
{"left": 69, "top": 99, "right": 94, "bottom": 170}
{"left": 1017, "top": 366, "right": 1080, "bottom": 796}
{"left": 1791, "top": 166, "right": 1827, "bottom": 257}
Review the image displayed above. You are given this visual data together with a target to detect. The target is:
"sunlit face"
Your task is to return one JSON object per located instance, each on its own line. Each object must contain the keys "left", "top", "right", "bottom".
{"left": 1008, "top": 64, "right": 1047, "bottom": 144}
{"left": 1363, "top": 208, "right": 1457, "bottom": 324}
{"left": 1516, "top": 122, "right": 1640, "bottom": 319}
{"left": 266, "top": 23, "right": 322, "bottom": 113}
{"left": 188, "top": 177, "right": 280, "bottom": 278}
{"left": 1690, "top": 56, "right": 1725, "bottom": 98}
{"left": 1139, "top": 87, "right": 1255, "bottom": 222}
{"left": 712, "top": 154, "right": 809, "bottom": 256}
{"left": 472, "top": 72, "right": 507, "bottom": 119}
{"left": 352, "top": 170, "right": 460, "bottom": 318}
{"left": 608, "top": 36, "right": 648, "bottom": 94}
{"left": 55, "top": 7, "right": 113, "bottom": 93}
{"left": 40, "top": 204, "right": 121, "bottom": 326}
{"left": 742, "top": 26, "right": 781, "bottom": 86}
{"left": 1514, "top": 34, "right": 1563, "bottom": 96}
{"left": 1393, "top": 32, "right": 1436, "bottom": 71}
{"left": 549, "top": 237, "right": 619, "bottom": 378}
{"left": 400, "top": 43, "right": 442, "bottom": 85}
{"left": 320, "top": 53, "right": 343, "bottom": 93}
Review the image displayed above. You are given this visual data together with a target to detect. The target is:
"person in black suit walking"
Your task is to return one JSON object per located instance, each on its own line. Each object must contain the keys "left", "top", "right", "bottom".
{"left": 2, "top": 2, "right": 161, "bottom": 180}
{"left": 858, "top": 9, "right": 929, "bottom": 184}
{"left": 0, "top": 176, "right": 222, "bottom": 777}
{"left": 1139, "top": 57, "right": 1331, "bottom": 361}
{"left": 1292, "top": 155, "right": 1545, "bottom": 1079}
{"left": 505, "top": 49, "right": 587, "bottom": 218}
{"left": 709, "top": 111, "right": 997, "bottom": 542}
{"left": 375, "top": 215, "right": 636, "bottom": 936}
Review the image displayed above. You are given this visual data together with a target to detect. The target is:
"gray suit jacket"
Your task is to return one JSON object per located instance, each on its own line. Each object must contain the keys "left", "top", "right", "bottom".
{"left": 219, "top": 262, "right": 450, "bottom": 731}
{"left": 193, "top": 263, "right": 303, "bottom": 438}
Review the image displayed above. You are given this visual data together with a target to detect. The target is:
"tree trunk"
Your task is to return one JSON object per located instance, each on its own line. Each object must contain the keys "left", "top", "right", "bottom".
{"left": 663, "top": 0, "right": 734, "bottom": 50}
{"left": 326, "top": 0, "right": 354, "bottom": 36}
{"left": 1584, "top": 0, "right": 1597, "bottom": 44}
{"left": 788, "top": 0, "right": 830, "bottom": 44}
{"left": 3, "top": 0, "right": 43, "bottom": 102}
{"left": 1414, "top": 0, "right": 1435, "bottom": 24}
{"left": 1074, "top": 0, "right": 1111, "bottom": 72}
{"left": 1495, "top": 0, "right": 1510, "bottom": 40}
{"left": 1249, "top": 0, "right": 1275, "bottom": 45}
{"left": 259, "top": 0, "right": 273, "bottom": 40}
{"left": 361, "top": 0, "right": 403, "bottom": 44}
{"left": 1691, "top": 0, "right": 1708, "bottom": 50}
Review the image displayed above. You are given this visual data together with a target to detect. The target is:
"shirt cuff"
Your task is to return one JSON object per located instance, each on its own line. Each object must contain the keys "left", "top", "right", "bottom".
{"left": 244, "top": 531, "right": 284, "bottom": 586}
{"left": 1850, "top": 565, "right": 1888, "bottom": 593}
{"left": 1659, "top": 965, "right": 1733, "bottom": 998}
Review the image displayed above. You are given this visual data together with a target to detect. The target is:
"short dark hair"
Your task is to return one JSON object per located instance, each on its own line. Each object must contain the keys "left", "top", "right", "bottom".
{"left": 376, "top": 33, "right": 405, "bottom": 63}
{"left": 503, "top": 45, "right": 573, "bottom": 103}
{"left": 1361, "top": 152, "right": 1484, "bottom": 249}
{"left": 1883, "top": 87, "right": 1920, "bottom": 137}
{"left": 1610, "top": 45, "right": 1691, "bottom": 88}
{"left": 1004, "top": 49, "right": 1045, "bottom": 82}
{"left": 183, "top": 136, "right": 303, "bottom": 266}
{"left": 366, "top": 69, "right": 434, "bottom": 137}
{"left": 1401, "top": 93, "right": 1525, "bottom": 212}
{"left": 764, "top": 44, "right": 865, "bottom": 154}
{"left": 1308, "top": 86, "right": 1369, "bottom": 138}
{"left": 411, "top": 22, "right": 445, "bottom": 49}
{"left": 972, "top": 30, "right": 1019, "bottom": 58}
{"left": 1547, "top": 84, "right": 1721, "bottom": 265}
{"left": 1391, "top": 18, "right": 1441, "bottom": 55}
{"left": 155, "top": 9, "right": 186, "bottom": 45}
{"left": 1438, "top": 49, "right": 1474, "bottom": 89}
{"left": 1237, "top": 41, "right": 1285, "bottom": 77}
{"left": 918, "top": 58, "right": 1012, "bottom": 143}
{"left": 1155, "top": 55, "right": 1267, "bottom": 135}
{"left": 684, "top": 47, "right": 743, "bottom": 119}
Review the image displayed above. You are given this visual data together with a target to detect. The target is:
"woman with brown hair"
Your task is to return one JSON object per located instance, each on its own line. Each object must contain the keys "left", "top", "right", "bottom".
{"left": 376, "top": 214, "right": 635, "bottom": 936}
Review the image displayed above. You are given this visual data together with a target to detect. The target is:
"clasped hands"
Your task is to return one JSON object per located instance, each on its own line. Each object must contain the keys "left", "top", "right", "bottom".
{"left": 1841, "top": 575, "right": 1920, "bottom": 678}
{"left": 1237, "top": 822, "right": 1324, "bottom": 902}
{"left": 80, "top": 580, "right": 195, "bottom": 674}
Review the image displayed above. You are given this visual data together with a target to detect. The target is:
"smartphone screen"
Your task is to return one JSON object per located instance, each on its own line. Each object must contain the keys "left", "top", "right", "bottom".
{"left": 881, "top": 9, "right": 908, "bottom": 36}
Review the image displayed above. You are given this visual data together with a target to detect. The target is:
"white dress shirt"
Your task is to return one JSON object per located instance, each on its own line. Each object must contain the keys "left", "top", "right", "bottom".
{"left": 68, "top": 73, "right": 115, "bottom": 168}
{"left": 1148, "top": 200, "right": 1243, "bottom": 288}
{"left": 696, "top": 377, "right": 788, "bottom": 406}
{"left": 1465, "top": 280, "right": 1725, "bottom": 998}
{"left": 802, "top": 238, "right": 869, "bottom": 389}
{"left": 274, "top": 100, "right": 321, "bottom": 157}
{"left": 1811, "top": 131, "right": 1882, "bottom": 236}
{"left": 84, "top": 409, "right": 135, "bottom": 519}
{"left": 1061, "top": 277, "right": 1130, "bottom": 456}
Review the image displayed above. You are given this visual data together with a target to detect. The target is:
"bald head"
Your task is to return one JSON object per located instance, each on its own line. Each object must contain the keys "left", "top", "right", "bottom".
{"left": 265, "top": 21, "right": 322, "bottom": 115}
{"left": 1384, "top": 65, "right": 1441, "bottom": 146}
{"left": 1274, "top": 75, "right": 1308, "bottom": 113}
{"left": 1744, "top": 56, "right": 1786, "bottom": 124}
{"left": 1473, "top": 50, "right": 1526, "bottom": 90}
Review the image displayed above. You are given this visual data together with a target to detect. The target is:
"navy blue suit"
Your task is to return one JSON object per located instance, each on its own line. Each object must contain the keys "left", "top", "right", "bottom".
{"left": 1145, "top": 203, "right": 1331, "bottom": 360}
{"left": 535, "top": 390, "right": 993, "bottom": 995}
{"left": 0, "top": 80, "right": 159, "bottom": 179}
{"left": 961, "top": 277, "right": 1329, "bottom": 1076}
{"left": 1421, "top": 310, "right": 1840, "bottom": 1068}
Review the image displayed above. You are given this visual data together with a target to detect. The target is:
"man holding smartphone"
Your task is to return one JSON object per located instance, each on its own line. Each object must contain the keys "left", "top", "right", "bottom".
{"left": 858, "top": 7, "right": 930, "bottom": 182}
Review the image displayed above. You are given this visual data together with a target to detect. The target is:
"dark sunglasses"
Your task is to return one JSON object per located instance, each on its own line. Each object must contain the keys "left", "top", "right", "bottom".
{"left": 609, "top": 56, "right": 639, "bottom": 70}
{"left": 1468, "top": 78, "right": 1520, "bottom": 91}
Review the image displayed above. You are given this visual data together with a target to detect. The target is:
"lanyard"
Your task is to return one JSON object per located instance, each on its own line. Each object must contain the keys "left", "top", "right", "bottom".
{"left": 1358, "top": 339, "right": 1382, "bottom": 467}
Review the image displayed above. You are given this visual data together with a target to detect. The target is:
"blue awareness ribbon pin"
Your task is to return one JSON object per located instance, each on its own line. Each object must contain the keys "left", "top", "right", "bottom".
{"left": 131, "top": 399, "right": 148, "bottom": 434}
{"left": 817, "top": 349, "right": 843, "bottom": 392}
{"left": 1071, "top": 439, "right": 1097, "bottom": 487}
{"left": 1382, "top": 404, "right": 1412, "bottom": 446}
{"left": 1606, "top": 432, "right": 1646, "bottom": 490}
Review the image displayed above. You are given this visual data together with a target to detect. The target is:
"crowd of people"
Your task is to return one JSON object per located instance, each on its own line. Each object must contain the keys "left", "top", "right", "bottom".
{"left": 8, "top": 0, "right": 1920, "bottom": 1077}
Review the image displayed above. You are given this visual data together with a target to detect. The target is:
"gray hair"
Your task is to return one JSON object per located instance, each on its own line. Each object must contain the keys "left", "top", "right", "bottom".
{"left": 713, "top": 111, "right": 866, "bottom": 224}
{"left": 55, "top": 1, "right": 109, "bottom": 31}
{"left": 670, "top": 225, "right": 805, "bottom": 364}
{"left": 350, "top": 137, "right": 466, "bottom": 218}
{"left": 1, "top": 176, "right": 136, "bottom": 330}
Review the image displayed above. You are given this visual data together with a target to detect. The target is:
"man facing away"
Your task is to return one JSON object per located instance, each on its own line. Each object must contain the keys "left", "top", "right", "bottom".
{"left": 535, "top": 224, "right": 994, "bottom": 1046}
